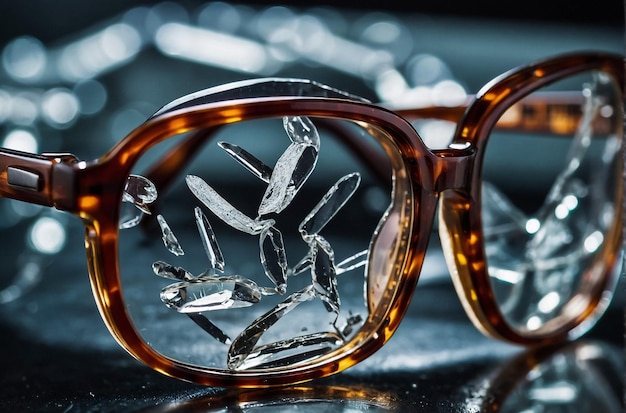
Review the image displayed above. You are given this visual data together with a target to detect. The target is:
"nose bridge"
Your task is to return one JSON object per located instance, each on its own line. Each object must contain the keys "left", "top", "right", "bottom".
{"left": 431, "top": 145, "right": 475, "bottom": 192}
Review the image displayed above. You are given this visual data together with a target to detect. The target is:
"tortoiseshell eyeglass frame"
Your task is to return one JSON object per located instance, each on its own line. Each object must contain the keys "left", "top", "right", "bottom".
{"left": 0, "top": 51, "right": 622, "bottom": 387}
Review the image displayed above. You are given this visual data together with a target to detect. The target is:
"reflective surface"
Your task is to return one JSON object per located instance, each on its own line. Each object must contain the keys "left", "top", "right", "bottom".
{"left": 0, "top": 235, "right": 623, "bottom": 411}
{"left": 0, "top": 1, "right": 623, "bottom": 411}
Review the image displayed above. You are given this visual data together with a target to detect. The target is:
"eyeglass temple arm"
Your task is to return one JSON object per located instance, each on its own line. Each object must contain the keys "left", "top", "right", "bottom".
{"left": 0, "top": 149, "right": 78, "bottom": 210}
{"left": 392, "top": 91, "right": 607, "bottom": 135}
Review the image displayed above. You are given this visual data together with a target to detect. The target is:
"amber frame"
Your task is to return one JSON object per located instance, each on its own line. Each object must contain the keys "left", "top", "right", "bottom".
{"left": 0, "top": 51, "right": 622, "bottom": 387}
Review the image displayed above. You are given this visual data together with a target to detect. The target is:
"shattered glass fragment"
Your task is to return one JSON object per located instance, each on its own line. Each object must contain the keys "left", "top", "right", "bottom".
{"left": 157, "top": 214, "right": 184, "bottom": 256}
{"left": 152, "top": 260, "right": 194, "bottom": 281}
{"left": 160, "top": 274, "right": 262, "bottom": 313}
{"left": 256, "top": 115, "right": 321, "bottom": 216}
{"left": 299, "top": 172, "right": 361, "bottom": 240}
{"left": 194, "top": 206, "right": 225, "bottom": 272}
{"left": 245, "top": 347, "right": 334, "bottom": 370}
{"left": 123, "top": 174, "right": 157, "bottom": 212}
{"left": 259, "top": 226, "right": 288, "bottom": 294}
{"left": 119, "top": 203, "right": 144, "bottom": 229}
{"left": 227, "top": 285, "right": 316, "bottom": 369}
{"left": 482, "top": 181, "right": 528, "bottom": 236}
{"left": 287, "top": 145, "right": 319, "bottom": 195}
{"left": 335, "top": 312, "right": 363, "bottom": 337}
{"left": 283, "top": 116, "right": 320, "bottom": 148}
{"left": 119, "top": 174, "right": 157, "bottom": 229}
{"left": 259, "top": 286, "right": 283, "bottom": 296}
{"left": 258, "top": 143, "right": 318, "bottom": 216}
{"left": 293, "top": 249, "right": 367, "bottom": 278}
{"left": 186, "top": 174, "right": 274, "bottom": 235}
{"left": 187, "top": 313, "right": 231, "bottom": 344}
{"left": 218, "top": 141, "right": 273, "bottom": 183}
{"left": 119, "top": 204, "right": 143, "bottom": 229}
{"left": 233, "top": 331, "right": 343, "bottom": 370}
{"left": 336, "top": 249, "right": 368, "bottom": 275}
{"left": 310, "top": 236, "right": 340, "bottom": 314}
{"left": 291, "top": 253, "right": 314, "bottom": 276}
{"left": 480, "top": 182, "right": 529, "bottom": 286}
{"left": 529, "top": 181, "right": 588, "bottom": 262}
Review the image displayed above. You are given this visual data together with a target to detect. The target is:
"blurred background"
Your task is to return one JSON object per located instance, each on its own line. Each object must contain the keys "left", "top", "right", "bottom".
{"left": 0, "top": 1, "right": 623, "bottom": 412}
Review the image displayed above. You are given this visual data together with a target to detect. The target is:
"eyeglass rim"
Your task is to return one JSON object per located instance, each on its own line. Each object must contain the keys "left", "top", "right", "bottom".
{"left": 82, "top": 99, "right": 434, "bottom": 386}
{"left": 1, "top": 51, "right": 618, "bottom": 387}
{"left": 439, "top": 51, "right": 624, "bottom": 345}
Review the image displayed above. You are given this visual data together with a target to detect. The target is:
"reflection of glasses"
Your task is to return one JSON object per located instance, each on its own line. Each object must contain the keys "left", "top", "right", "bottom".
{"left": 142, "top": 385, "right": 400, "bottom": 412}
{"left": 0, "top": 51, "right": 622, "bottom": 387}
{"left": 134, "top": 340, "right": 621, "bottom": 412}
{"left": 492, "top": 340, "right": 623, "bottom": 412}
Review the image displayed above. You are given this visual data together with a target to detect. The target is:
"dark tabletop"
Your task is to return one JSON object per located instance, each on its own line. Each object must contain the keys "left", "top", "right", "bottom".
{"left": 0, "top": 1, "right": 623, "bottom": 412}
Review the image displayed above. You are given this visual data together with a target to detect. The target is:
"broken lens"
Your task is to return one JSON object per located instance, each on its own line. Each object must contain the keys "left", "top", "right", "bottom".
{"left": 117, "top": 115, "right": 402, "bottom": 371}
{"left": 480, "top": 69, "right": 622, "bottom": 335}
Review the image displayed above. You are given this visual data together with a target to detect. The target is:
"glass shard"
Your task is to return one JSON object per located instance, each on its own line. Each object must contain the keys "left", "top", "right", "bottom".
{"left": 119, "top": 203, "right": 143, "bottom": 229}
{"left": 293, "top": 249, "right": 367, "bottom": 278}
{"left": 299, "top": 172, "right": 361, "bottom": 239}
{"left": 233, "top": 332, "right": 343, "bottom": 370}
{"left": 218, "top": 141, "right": 273, "bottom": 183}
{"left": 187, "top": 313, "right": 231, "bottom": 345}
{"left": 156, "top": 214, "right": 184, "bottom": 256}
{"left": 528, "top": 180, "right": 588, "bottom": 266}
{"left": 336, "top": 249, "right": 368, "bottom": 275}
{"left": 227, "top": 285, "right": 316, "bottom": 369}
{"left": 259, "top": 226, "right": 288, "bottom": 294}
{"left": 255, "top": 116, "right": 324, "bottom": 216}
{"left": 283, "top": 116, "right": 320, "bottom": 148}
{"left": 194, "top": 206, "right": 225, "bottom": 272}
{"left": 160, "top": 274, "right": 262, "bottom": 313}
{"left": 123, "top": 174, "right": 158, "bottom": 213}
{"left": 259, "top": 286, "right": 283, "bottom": 296}
{"left": 245, "top": 347, "right": 334, "bottom": 370}
{"left": 152, "top": 260, "right": 194, "bottom": 281}
{"left": 310, "top": 236, "right": 340, "bottom": 314}
{"left": 258, "top": 143, "right": 318, "bottom": 216}
{"left": 334, "top": 312, "right": 364, "bottom": 337}
{"left": 119, "top": 174, "right": 157, "bottom": 229}
{"left": 291, "top": 253, "right": 314, "bottom": 276}
{"left": 186, "top": 174, "right": 274, "bottom": 235}
{"left": 482, "top": 181, "right": 529, "bottom": 265}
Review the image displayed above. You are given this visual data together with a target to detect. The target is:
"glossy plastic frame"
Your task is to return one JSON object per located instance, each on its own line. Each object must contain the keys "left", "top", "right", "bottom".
{"left": 0, "top": 51, "right": 622, "bottom": 387}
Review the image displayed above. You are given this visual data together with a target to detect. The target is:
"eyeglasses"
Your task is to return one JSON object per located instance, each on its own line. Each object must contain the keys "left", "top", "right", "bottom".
{"left": 0, "top": 51, "right": 622, "bottom": 387}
